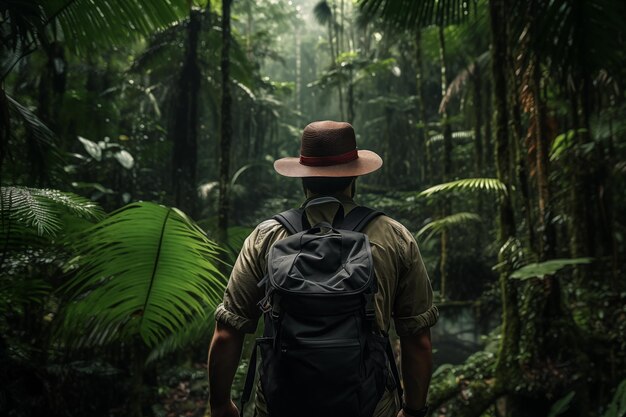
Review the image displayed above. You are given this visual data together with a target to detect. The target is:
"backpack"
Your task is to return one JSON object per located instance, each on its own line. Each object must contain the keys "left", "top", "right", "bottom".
{"left": 240, "top": 196, "right": 403, "bottom": 417}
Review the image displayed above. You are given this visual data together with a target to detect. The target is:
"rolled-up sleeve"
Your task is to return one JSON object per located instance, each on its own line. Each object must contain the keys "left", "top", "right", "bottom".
{"left": 393, "top": 235, "right": 439, "bottom": 337}
{"left": 215, "top": 220, "right": 284, "bottom": 333}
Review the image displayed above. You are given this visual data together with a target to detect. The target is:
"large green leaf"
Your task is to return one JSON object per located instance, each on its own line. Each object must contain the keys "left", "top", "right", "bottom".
{"left": 510, "top": 258, "right": 593, "bottom": 280}
{"left": 58, "top": 202, "right": 226, "bottom": 348}
{"left": 39, "top": 0, "right": 189, "bottom": 54}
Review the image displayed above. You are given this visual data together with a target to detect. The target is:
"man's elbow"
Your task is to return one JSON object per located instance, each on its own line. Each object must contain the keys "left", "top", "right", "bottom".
{"left": 401, "top": 328, "right": 432, "bottom": 353}
{"left": 211, "top": 321, "right": 245, "bottom": 347}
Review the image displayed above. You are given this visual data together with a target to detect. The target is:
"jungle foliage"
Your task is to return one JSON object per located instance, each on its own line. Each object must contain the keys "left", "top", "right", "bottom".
{"left": 1, "top": 0, "right": 625, "bottom": 416}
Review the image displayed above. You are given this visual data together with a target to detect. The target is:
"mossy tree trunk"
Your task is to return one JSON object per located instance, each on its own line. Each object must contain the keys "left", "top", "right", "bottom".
{"left": 489, "top": 0, "right": 520, "bottom": 403}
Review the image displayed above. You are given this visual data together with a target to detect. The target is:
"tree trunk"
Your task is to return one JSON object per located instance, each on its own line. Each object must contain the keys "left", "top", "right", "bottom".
{"left": 34, "top": 40, "right": 66, "bottom": 186}
{"left": 507, "top": 24, "right": 535, "bottom": 254}
{"left": 531, "top": 59, "right": 555, "bottom": 260}
{"left": 489, "top": 0, "right": 519, "bottom": 398}
{"left": 129, "top": 339, "right": 146, "bottom": 417}
{"left": 218, "top": 0, "right": 233, "bottom": 249}
{"left": 171, "top": 10, "right": 201, "bottom": 217}
{"left": 483, "top": 80, "right": 493, "bottom": 174}
{"left": 438, "top": 25, "right": 452, "bottom": 301}
{"left": 295, "top": 24, "right": 302, "bottom": 113}
{"left": 472, "top": 62, "right": 483, "bottom": 177}
{"left": 415, "top": 29, "right": 428, "bottom": 184}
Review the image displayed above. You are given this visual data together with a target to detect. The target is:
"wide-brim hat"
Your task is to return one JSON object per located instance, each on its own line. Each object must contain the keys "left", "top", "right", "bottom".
{"left": 274, "top": 121, "right": 383, "bottom": 177}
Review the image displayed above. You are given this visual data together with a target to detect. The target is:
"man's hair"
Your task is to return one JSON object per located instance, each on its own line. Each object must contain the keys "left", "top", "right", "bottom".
{"left": 302, "top": 176, "right": 356, "bottom": 195}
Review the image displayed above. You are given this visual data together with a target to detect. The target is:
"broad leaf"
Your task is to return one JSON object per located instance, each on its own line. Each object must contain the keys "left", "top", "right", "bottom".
{"left": 510, "top": 258, "right": 593, "bottom": 280}
{"left": 58, "top": 202, "right": 226, "bottom": 348}
{"left": 78, "top": 136, "right": 102, "bottom": 161}
{"left": 114, "top": 149, "right": 134, "bottom": 169}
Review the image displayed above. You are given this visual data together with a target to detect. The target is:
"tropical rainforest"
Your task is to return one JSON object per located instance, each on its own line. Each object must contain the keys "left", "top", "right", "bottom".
{"left": 1, "top": 0, "right": 625, "bottom": 416}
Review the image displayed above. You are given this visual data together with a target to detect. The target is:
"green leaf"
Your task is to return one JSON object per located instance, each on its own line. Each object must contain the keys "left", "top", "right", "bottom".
{"left": 548, "top": 392, "right": 575, "bottom": 417}
{"left": 39, "top": 0, "right": 189, "bottom": 54}
{"left": 57, "top": 202, "right": 226, "bottom": 349}
{"left": 78, "top": 136, "right": 102, "bottom": 161}
{"left": 550, "top": 129, "right": 588, "bottom": 161}
{"left": 1, "top": 186, "right": 104, "bottom": 238}
{"left": 114, "top": 149, "right": 134, "bottom": 170}
{"left": 603, "top": 378, "right": 626, "bottom": 417}
{"left": 416, "top": 212, "right": 481, "bottom": 243}
{"left": 510, "top": 258, "right": 593, "bottom": 280}
{"left": 419, "top": 178, "right": 507, "bottom": 198}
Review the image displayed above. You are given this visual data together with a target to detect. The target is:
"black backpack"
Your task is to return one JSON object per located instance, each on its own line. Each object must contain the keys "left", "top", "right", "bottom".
{"left": 240, "top": 197, "right": 403, "bottom": 417}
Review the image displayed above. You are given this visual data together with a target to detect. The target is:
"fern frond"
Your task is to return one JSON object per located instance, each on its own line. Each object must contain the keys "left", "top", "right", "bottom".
{"left": 419, "top": 178, "right": 507, "bottom": 198}
{"left": 146, "top": 310, "right": 215, "bottom": 364}
{"left": 39, "top": 0, "right": 188, "bottom": 54}
{"left": 416, "top": 212, "right": 481, "bottom": 243}
{"left": 57, "top": 202, "right": 226, "bottom": 349}
{"left": 1, "top": 186, "right": 104, "bottom": 237}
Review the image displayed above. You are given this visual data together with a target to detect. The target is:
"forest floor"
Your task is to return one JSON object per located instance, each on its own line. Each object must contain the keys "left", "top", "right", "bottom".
{"left": 155, "top": 363, "right": 208, "bottom": 417}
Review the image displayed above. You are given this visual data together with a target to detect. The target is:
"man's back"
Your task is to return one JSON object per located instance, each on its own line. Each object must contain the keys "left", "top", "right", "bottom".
{"left": 214, "top": 195, "right": 438, "bottom": 417}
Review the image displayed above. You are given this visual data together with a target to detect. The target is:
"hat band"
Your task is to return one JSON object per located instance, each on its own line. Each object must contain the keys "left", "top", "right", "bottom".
{"left": 299, "top": 149, "right": 358, "bottom": 167}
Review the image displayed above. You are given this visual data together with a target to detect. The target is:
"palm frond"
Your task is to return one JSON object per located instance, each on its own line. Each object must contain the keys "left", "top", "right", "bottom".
{"left": 146, "top": 310, "right": 215, "bottom": 365}
{"left": 358, "top": 0, "right": 477, "bottom": 29}
{"left": 313, "top": 1, "right": 333, "bottom": 26}
{"left": 419, "top": 178, "right": 507, "bottom": 198}
{"left": 1, "top": 186, "right": 104, "bottom": 238}
{"left": 416, "top": 212, "right": 481, "bottom": 243}
{"left": 57, "top": 202, "right": 226, "bottom": 348}
{"left": 40, "top": 0, "right": 189, "bottom": 54}
{"left": 6, "top": 95, "right": 62, "bottom": 160}
{"left": 439, "top": 50, "right": 490, "bottom": 113}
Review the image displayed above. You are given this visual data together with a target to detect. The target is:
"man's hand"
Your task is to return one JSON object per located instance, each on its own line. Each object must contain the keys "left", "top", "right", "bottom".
{"left": 211, "top": 399, "right": 240, "bottom": 417}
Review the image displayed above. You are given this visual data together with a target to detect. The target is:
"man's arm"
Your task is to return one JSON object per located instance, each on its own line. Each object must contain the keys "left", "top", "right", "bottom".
{"left": 208, "top": 321, "right": 246, "bottom": 417}
{"left": 398, "top": 328, "right": 433, "bottom": 415}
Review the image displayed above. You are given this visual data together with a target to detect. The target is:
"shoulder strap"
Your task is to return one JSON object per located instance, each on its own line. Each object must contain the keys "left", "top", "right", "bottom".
{"left": 341, "top": 206, "right": 384, "bottom": 232}
{"left": 272, "top": 208, "right": 304, "bottom": 235}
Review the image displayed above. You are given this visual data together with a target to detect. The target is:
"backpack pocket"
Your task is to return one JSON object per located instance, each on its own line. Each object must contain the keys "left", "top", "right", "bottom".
{"left": 258, "top": 337, "right": 362, "bottom": 417}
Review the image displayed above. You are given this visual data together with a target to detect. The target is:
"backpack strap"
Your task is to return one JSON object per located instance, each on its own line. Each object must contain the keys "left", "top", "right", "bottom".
{"left": 385, "top": 336, "right": 404, "bottom": 404}
{"left": 272, "top": 208, "right": 304, "bottom": 235}
{"left": 341, "top": 206, "right": 385, "bottom": 232}
{"left": 240, "top": 341, "right": 259, "bottom": 417}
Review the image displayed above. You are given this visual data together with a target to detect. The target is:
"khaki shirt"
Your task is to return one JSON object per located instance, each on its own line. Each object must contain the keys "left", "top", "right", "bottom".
{"left": 215, "top": 194, "right": 438, "bottom": 417}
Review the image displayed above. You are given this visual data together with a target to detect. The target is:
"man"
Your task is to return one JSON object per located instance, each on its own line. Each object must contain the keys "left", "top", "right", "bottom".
{"left": 208, "top": 121, "right": 438, "bottom": 417}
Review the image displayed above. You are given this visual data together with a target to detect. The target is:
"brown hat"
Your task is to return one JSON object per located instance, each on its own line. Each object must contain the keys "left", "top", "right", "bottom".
{"left": 274, "top": 121, "right": 383, "bottom": 177}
